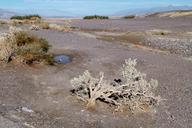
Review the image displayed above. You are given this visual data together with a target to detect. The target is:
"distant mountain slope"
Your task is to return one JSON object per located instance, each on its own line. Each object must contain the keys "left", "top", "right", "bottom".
{"left": 0, "top": 9, "right": 17, "bottom": 19}
{"left": 115, "top": 5, "right": 192, "bottom": 16}
{"left": 147, "top": 10, "right": 192, "bottom": 18}
{"left": 12, "top": 9, "right": 76, "bottom": 17}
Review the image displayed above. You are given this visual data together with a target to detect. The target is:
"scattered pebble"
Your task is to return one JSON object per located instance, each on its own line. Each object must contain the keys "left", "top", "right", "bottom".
{"left": 144, "top": 36, "right": 192, "bottom": 56}
{"left": 24, "top": 122, "right": 35, "bottom": 128}
{"left": 21, "top": 107, "right": 34, "bottom": 113}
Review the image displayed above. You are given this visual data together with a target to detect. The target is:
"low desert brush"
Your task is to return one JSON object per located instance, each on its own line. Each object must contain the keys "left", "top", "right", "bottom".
{"left": 30, "top": 25, "right": 40, "bottom": 31}
{"left": 83, "top": 15, "right": 109, "bottom": 20}
{"left": 48, "top": 23, "right": 71, "bottom": 32}
{"left": 123, "top": 15, "right": 136, "bottom": 19}
{"left": 40, "top": 22, "right": 50, "bottom": 29}
{"left": 10, "top": 15, "right": 41, "bottom": 25}
{"left": 0, "top": 20, "right": 7, "bottom": 25}
{"left": 0, "top": 26, "right": 53, "bottom": 64}
{"left": 71, "top": 59, "right": 161, "bottom": 112}
{"left": 10, "top": 15, "right": 41, "bottom": 20}
{"left": 40, "top": 21, "right": 72, "bottom": 32}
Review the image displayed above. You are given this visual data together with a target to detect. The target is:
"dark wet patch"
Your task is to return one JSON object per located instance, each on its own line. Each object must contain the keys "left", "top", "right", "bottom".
{"left": 54, "top": 55, "right": 71, "bottom": 64}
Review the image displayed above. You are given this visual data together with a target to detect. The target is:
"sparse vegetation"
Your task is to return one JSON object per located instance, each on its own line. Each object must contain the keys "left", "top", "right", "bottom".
{"left": 30, "top": 25, "right": 40, "bottom": 31}
{"left": 0, "top": 26, "right": 53, "bottom": 65}
{"left": 40, "top": 21, "right": 72, "bottom": 31}
{"left": 147, "top": 29, "right": 171, "bottom": 36}
{"left": 40, "top": 22, "right": 50, "bottom": 29}
{"left": 83, "top": 15, "right": 109, "bottom": 20}
{"left": 48, "top": 23, "right": 71, "bottom": 32}
{"left": 123, "top": 15, "right": 136, "bottom": 19}
{"left": 71, "top": 59, "right": 161, "bottom": 112}
{"left": 10, "top": 14, "right": 41, "bottom": 20}
{"left": 8, "top": 20, "right": 22, "bottom": 26}
{"left": 0, "top": 20, "right": 7, "bottom": 25}
{"left": 9, "top": 15, "right": 41, "bottom": 25}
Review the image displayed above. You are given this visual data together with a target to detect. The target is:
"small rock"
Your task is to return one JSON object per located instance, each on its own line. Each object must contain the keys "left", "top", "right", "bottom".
{"left": 21, "top": 107, "right": 34, "bottom": 113}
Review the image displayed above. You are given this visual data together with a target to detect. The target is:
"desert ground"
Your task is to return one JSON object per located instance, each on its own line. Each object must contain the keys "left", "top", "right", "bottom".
{"left": 0, "top": 15, "right": 192, "bottom": 128}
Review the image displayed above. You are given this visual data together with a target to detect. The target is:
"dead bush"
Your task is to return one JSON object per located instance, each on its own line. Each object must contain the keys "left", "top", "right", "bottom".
{"left": 71, "top": 59, "right": 161, "bottom": 112}
{"left": 40, "top": 22, "right": 50, "bottom": 29}
{"left": 0, "top": 20, "right": 7, "bottom": 25}
{"left": 9, "top": 20, "right": 24, "bottom": 26}
{"left": 49, "top": 23, "right": 71, "bottom": 32}
{"left": 0, "top": 33, "right": 17, "bottom": 62}
{"left": 48, "top": 24, "right": 64, "bottom": 31}
{"left": 40, "top": 21, "right": 72, "bottom": 32}
{"left": 30, "top": 25, "right": 40, "bottom": 31}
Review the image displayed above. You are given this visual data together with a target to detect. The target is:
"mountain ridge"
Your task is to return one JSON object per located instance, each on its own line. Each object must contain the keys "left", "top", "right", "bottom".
{"left": 0, "top": 5, "right": 192, "bottom": 18}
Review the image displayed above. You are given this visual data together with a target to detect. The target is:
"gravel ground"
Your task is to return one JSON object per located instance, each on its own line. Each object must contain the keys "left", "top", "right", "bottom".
{"left": 70, "top": 16, "right": 192, "bottom": 57}
{"left": 70, "top": 17, "right": 192, "bottom": 32}
{"left": 0, "top": 17, "right": 192, "bottom": 128}
{"left": 143, "top": 36, "right": 192, "bottom": 56}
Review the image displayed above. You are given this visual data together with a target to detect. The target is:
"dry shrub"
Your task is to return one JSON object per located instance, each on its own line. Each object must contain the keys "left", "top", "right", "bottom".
{"left": 40, "top": 21, "right": 72, "bottom": 32}
{"left": 63, "top": 20, "right": 72, "bottom": 30}
{"left": 48, "top": 23, "right": 71, "bottom": 32}
{"left": 40, "top": 22, "right": 50, "bottom": 29}
{"left": 71, "top": 59, "right": 161, "bottom": 112}
{"left": 30, "top": 25, "right": 40, "bottom": 31}
{"left": 9, "top": 20, "right": 24, "bottom": 26}
{"left": 0, "top": 33, "right": 17, "bottom": 62}
{"left": 10, "top": 18, "right": 41, "bottom": 26}
{"left": 147, "top": 29, "right": 171, "bottom": 36}
{"left": 0, "top": 20, "right": 7, "bottom": 25}
{"left": 0, "top": 26, "right": 53, "bottom": 64}
{"left": 49, "top": 21, "right": 71, "bottom": 32}
{"left": 48, "top": 24, "right": 60, "bottom": 30}
{"left": 23, "top": 19, "right": 41, "bottom": 24}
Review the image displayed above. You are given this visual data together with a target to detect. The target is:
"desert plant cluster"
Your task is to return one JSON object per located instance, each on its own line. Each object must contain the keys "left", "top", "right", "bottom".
{"left": 10, "top": 14, "right": 41, "bottom": 20}
{"left": 48, "top": 23, "right": 71, "bottom": 32}
{"left": 123, "top": 15, "right": 136, "bottom": 19}
{"left": 39, "top": 21, "right": 72, "bottom": 32}
{"left": 30, "top": 25, "right": 41, "bottom": 31}
{"left": 40, "top": 22, "right": 50, "bottom": 29}
{"left": 0, "top": 20, "right": 7, "bottom": 25}
{"left": 0, "top": 14, "right": 73, "bottom": 32}
{"left": 0, "top": 26, "right": 53, "bottom": 64}
{"left": 71, "top": 59, "right": 161, "bottom": 112}
{"left": 9, "top": 15, "right": 41, "bottom": 26}
{"left": 83, "top": 15, "right": 109, "bottom": 20}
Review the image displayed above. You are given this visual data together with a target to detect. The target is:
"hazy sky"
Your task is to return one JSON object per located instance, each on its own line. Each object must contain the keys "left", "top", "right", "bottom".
{"left": 0, "top": 0, "right": 192, "bottom": 16}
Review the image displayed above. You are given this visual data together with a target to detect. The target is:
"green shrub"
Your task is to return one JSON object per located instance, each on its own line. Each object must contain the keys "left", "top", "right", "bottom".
{"left": 83, "top": 15, "right": 109, "bottom": 20}
{"left": 10, "top": 14, "right": 41, "bottom": 20}
{"left": 123, "top": 15, "right": 136, "bottom": 19}
{"left": 14, "top": 31, "right": 50, "bottom": 52}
